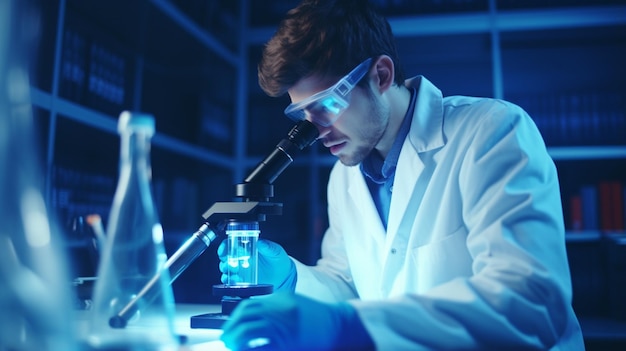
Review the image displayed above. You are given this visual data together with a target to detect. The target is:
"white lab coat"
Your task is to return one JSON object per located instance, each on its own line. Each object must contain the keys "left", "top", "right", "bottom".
{"left": 293, "top": 76, "right": 585, "bottom": 350}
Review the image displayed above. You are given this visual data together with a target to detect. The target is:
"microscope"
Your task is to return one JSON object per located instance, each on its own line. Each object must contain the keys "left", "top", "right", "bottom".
{"left": 107, "top": 119, "right": 319, "bottom": 330}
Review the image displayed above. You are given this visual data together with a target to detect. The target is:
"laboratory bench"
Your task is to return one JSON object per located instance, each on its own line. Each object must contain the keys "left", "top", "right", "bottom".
{"left": 74, "top": 304, "right": 226, "bottom": 350}
{"left": 70, "top": 303, "right": 626, "bottom": 350}
{"left": 171, "top": 304, "right": 225, "bottom": 349}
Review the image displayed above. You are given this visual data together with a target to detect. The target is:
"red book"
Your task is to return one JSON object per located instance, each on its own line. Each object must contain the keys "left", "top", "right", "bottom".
{"left": 570, "top": 195, "right": 583, "bottom": 231}
{"left": 610, "top": 182, "right": 624, "bottom": 231}
{"left": 599, "top": 181, "right": 626, "bottom": 231}
{"left": 599, "top": 181, "right": 614, "bottom": 231}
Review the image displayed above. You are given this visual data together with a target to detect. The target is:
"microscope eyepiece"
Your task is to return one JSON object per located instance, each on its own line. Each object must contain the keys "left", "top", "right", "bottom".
{"left": 244, "top": 120, "right": 319, "bottom": 186}
{"left": 287, "top": 120, "right": 319, "bottom": 150}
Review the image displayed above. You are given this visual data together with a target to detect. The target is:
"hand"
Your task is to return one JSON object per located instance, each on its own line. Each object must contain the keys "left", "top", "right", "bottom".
{"left": 218, "top": 239, "right": 297, "bottom": 292}
{"left": 220, "top": 292, "right": 374, "bottom": 351}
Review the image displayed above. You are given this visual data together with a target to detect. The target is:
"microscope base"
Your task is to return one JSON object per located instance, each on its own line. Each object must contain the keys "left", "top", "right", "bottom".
{"left": 190, "top": 312, "right": 229, "bottom": 329}
{"left": 190, "top": 284, "right": 274, "bottom": 329}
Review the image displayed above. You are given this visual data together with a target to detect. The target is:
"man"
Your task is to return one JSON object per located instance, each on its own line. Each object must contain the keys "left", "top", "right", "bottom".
{"left": 219, "top": 0, "right": 585, "bottom": 350}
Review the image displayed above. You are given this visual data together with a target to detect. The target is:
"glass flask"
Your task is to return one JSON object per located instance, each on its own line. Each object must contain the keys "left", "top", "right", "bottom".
{"left": 88, "top": 112, "right": 178, "bottom": 350}
{"left": 225, "top": 221, "right": 260, "bottom": 286}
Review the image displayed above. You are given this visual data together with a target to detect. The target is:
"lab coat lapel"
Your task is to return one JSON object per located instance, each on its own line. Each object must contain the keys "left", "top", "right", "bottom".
{"left": 377, "top": 145, "right": 424, "bottom": 296}
{"left": 386, "top": 76, "right": 444, "bottom": 241}
{"left": 386, "top": 142, "right": 423, "bottom": 240}
{"left": 379, "top": 76, "right": 445, "bottom": 295}
{"left": 346, "top": 169, "right": 386, "bottom": 246}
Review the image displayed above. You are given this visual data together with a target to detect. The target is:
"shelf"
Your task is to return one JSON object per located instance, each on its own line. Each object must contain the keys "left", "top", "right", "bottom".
{"left": 580, "top": 317, "right": 626, "bottom": 341}
{"left": 246, "top": 5, "right": 626, "bottom": 44}
{"left": 52, "top": 68, "right": 618, "bottom": 168}
{"left": 244, "top": 144, "right": 626, "bottom": 169}
{"left": 566, "top": 231, "right": 626, "bottom": 242}
{"left": 30, "top": 88, "right": 234, "bottom": 169}
{"left": 549, "top": 146, "right": 626, "bottom": 160}
{"left": 493, "top": 5, "right": 626, "bottom": 32}
{"left": 148, "top": 0, "right": 240, "bottom": 66}
{"left": 391, "top": 5, "right": 626, "bottom": 36}
{"left": 566, "top": 231, "right": 602, "bottom": 242}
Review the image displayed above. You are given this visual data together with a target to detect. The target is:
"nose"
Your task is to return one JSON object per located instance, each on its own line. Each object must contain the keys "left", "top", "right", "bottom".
{"left": 305, "top": 117, "right": 331, "bottom": 139}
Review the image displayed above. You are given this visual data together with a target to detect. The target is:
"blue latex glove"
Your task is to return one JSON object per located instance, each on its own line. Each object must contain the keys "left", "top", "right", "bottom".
{"left": 220, "top": 292, "right": 375, "bottom": 351}
{"left": 218, "top": 238, "right": 297, "bottom": 292}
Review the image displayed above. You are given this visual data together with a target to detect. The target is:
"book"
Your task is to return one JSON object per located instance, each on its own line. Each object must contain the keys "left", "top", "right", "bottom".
{"left": 599, "top": 181, "right": 625, "bottom": 231}
{"left": 570, "top": 194, "right": 583, "bottom": 231}
{"left": 580, "top": 185, "right": 598, "bottom": 230}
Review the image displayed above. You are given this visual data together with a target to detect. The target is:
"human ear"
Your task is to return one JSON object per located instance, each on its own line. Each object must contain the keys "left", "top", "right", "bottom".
{"left": 371, "top": 55, "right": 395, "bottom": 93}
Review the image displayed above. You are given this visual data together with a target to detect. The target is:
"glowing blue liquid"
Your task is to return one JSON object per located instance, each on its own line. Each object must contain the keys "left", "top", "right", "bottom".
{"left": 226, "top": 231, "right": 258, "bottom": 285}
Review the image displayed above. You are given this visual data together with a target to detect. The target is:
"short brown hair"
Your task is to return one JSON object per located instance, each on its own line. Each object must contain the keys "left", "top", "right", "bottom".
{"left": 258, "top": 0, "right": 404, "bottom": 97}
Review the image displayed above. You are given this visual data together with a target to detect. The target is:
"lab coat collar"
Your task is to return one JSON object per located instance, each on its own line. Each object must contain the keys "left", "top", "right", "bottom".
{"left": 405, "top": 76, "right": 445, "bottom": 153}
{"left": 385, "top": 76, "right": 445, "bottom": 248}
{"left": 345, "top": 76, "right": 446, "bottom": 246}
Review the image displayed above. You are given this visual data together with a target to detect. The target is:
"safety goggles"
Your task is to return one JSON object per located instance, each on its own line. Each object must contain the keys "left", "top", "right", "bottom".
{"left": 284, "top": 57, "right": 372, "bottom": 127}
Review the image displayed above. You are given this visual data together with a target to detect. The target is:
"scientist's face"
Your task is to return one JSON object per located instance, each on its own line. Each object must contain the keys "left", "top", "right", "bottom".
{"left": 287, "top": 73, "right": 389, "bottom": 166}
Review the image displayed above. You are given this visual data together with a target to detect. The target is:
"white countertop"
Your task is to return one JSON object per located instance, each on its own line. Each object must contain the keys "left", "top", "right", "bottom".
{"left": 75, "top": 304, "right": 230, "bottom": 351}
{"left": 174, "top": 304, "right": 226, "bottom": 350}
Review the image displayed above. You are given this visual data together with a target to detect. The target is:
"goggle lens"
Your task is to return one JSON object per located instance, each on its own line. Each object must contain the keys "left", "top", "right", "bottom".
{"left": 284, "top": 58, "right": 372, "bottom": 127}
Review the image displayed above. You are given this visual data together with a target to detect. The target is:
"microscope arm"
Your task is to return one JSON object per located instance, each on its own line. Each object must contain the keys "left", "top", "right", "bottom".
{"left": 166, "top": 223, "right": 217, "bottom": 283}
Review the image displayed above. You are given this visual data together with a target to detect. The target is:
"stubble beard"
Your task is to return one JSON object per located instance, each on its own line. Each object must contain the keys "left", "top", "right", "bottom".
{"left": 338, "top": 96, "right": 389, "bottom": 167}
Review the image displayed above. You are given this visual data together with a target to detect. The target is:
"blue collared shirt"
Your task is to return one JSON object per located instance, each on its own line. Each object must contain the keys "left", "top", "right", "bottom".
{"left": 360, "top": 88, "right": 416, "bottom": 229}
